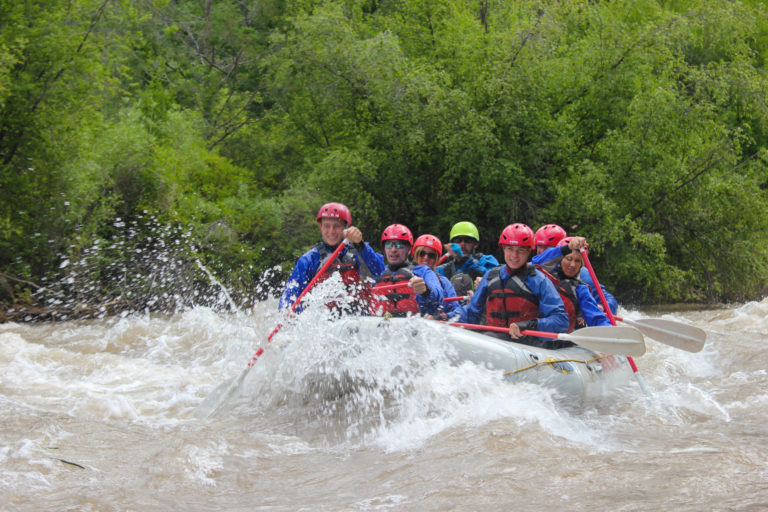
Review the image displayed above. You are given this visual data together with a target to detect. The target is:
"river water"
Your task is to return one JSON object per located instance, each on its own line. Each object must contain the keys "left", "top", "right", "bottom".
{"left": 2, "top": 286, "right": 767, "bottom": 511}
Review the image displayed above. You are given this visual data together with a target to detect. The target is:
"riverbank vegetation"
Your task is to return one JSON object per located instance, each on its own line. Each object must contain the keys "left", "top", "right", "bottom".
{"left": 2, "top": 0, "right": 767, "bottom": 318}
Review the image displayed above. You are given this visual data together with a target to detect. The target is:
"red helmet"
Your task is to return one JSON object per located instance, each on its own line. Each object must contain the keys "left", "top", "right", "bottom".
{"left": 499, "top": 223, "right": 535, "bottom": 248}
{"left": 381, "top": 224, "right": 413, "bottom": 246}
{"left": 412, "top": 234, "right": 443, "bottom": 257}
{"left": 534, "top": 224, "right": 567, "bottom": 247}
{"left": 557, "top": 236, "right": 573, "bottom": 248}
{"left": 316, "top": 202, "right": 351, "bottom": 226}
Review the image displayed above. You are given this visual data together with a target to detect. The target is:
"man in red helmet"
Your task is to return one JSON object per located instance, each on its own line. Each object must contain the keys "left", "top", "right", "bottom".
{"left": 371, "top": 224, "right": 444, "bottom": 317}
{"left": 456, "top": 223, "right": 569, "bottom": 347}
{"left": 279, "top": 202, "right": 385, "bottom": 313}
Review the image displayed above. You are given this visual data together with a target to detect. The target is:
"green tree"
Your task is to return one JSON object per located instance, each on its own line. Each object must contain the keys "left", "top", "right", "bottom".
{"left": 0, "top": 0, "right": 127, "bottom": 278}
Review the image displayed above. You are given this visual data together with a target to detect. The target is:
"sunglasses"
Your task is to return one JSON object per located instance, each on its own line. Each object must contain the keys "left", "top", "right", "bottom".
{"left": 451, "top": 236, "right": 476, "bottom": 244}
{"left": 384, "top": 240, "right": 408, "bottom": 250}
{"left": 418, "top": 251, "right": 438, "bottom": 261}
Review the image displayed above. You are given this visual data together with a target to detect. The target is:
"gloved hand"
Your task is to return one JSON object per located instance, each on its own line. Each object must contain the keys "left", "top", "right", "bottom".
{"left": 445, "top": 243, "right": 464, "bottom": 258}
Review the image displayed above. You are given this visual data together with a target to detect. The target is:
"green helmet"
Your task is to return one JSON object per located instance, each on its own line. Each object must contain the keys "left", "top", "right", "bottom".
{"left": 449, "top": 221, "right": 480, "bottom": 242}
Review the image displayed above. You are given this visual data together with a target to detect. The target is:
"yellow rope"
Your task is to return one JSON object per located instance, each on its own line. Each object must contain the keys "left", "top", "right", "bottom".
{"left": 503, "top": 354, "right": 609, "bottom": 376}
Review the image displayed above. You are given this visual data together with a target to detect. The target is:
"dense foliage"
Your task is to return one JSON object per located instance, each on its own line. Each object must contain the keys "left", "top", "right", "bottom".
{"left": 1, "top": 0, "right": 767, "bottom": 313}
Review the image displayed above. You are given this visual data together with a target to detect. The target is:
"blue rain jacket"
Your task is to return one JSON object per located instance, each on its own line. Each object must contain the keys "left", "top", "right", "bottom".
{"left": 279, "top": 241, "right": 385, "bottom": 312}
{"left": 437, "top": 275, "right": 461, "bottom": 317}
{"left": 572, "top": 282, "right": 612, "bottom": 327}
{"left": 456, "top": 264, "right": 569, "bottom": 336}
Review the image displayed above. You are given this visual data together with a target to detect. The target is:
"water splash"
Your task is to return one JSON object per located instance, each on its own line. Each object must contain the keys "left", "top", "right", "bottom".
{"left": 206, "top": 286, "right": 623, "bottom": 452}
{"left": 195, "top": 259, "right": 238, "bottom": 311}
{"left": 10, "top": 216, "right": 270, "bottom": 321}
{"left": 687, "top": 384, "right": 731, "bottom": 422}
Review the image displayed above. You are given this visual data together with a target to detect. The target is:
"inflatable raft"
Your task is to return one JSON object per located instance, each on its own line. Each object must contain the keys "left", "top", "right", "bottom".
{"left": 327, "top": 316, "right": 636, "bottom": 406}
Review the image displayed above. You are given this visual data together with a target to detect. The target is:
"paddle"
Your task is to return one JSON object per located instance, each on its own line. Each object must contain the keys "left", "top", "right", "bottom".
{"left": 580, "top": 248, "right": 651, "bottom": 395}
{"left": 444, "top": 295, "right": 469, "bottom": 302}
{"left": 197, "top": 239, "right": 351, "bottom": 418}
{"left": 447, "top": 322, "right": 645, "bottom": 357}
{"left": 614, "top": 315, "right": 705, "bottom": 353}
{"left": 371, "top": 282, "right": 411, "bottom": 293}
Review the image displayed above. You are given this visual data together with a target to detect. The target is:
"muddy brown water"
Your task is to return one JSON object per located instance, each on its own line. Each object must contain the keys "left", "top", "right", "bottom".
{"left": 2, "top": 295, "right": 767, "bottom": 511}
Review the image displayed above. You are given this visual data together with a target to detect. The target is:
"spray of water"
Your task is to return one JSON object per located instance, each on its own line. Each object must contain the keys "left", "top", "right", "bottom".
{"left": 7, "top": 215, "right": 277, "bottom": 321}
{"left": 192, "top": 276, "right": 620, "bottom": 452}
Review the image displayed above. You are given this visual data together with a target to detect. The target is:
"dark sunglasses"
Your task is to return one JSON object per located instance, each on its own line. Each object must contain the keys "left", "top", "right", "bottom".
{"left": 451, "top": 236, "right": 476, "bottom": 244}
{"left": 384, "top": 240, "right": 408, "bottom": 250}
{"left": 419, "top": 251, "right": 438, "bottom": 260}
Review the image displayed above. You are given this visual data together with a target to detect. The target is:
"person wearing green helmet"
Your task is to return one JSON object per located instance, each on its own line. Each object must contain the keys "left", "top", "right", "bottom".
{"left": 437, "top": 221, "right": 499, "bottom": 296}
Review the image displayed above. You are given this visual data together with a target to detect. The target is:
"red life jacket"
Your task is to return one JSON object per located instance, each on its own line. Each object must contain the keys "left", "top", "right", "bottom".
{"left": 485, "top": 265, "right": 540, "bottom": 328}
{"left": 314, "top": 243, "right": 371, "bottom": 314}
{"left": 535, "top": 265, "right": 583, "bottom": 333}
{"left": 372, "top": 264, "right": 419, "bottom": 317}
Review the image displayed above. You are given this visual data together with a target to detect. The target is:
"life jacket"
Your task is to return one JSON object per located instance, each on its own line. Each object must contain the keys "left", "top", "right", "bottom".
{"left": 372, "top": 263, "right": 419, "bottom": 317}
{"left": 535, "top": 265, "right": 583, "bottom": 333}
{"left": 485, "top": 265, "right": 540, "bottom": 328}
{"left": 313, "top": 243, "right": 371, "bottom": 314}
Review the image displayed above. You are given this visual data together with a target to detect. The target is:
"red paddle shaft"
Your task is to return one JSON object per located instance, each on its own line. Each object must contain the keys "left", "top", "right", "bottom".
{"left": 447, "top": 322, "right": 561, "bottom": 339}
{"left": 371, "top": 282, "right": 411, "bottom": 293}
{"left": 580, "top": 249, "right": 648, "bottom": 393}
{"left": 249, "top": 239, "right": 350, "bottom": 366}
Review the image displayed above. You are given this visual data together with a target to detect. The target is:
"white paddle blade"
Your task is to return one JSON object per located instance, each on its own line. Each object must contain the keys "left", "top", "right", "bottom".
{"left": 561, "top": 325, "right": 646, "bottom": 357}
{"left": 195, "top": 367, "right": 250, "bottom": 419}
{"left": 629, "top": 318, "right": 706, "bottom": 353}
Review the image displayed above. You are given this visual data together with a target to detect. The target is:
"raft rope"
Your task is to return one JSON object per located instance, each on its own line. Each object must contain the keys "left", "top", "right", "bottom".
{"left": 504, "top": 354, "right": 609, "bottom": 376}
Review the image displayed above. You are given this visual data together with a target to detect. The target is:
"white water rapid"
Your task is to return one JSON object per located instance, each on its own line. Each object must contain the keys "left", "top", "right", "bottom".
{"left": 2, "top": 286, "right": 767, "bottom": 511}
